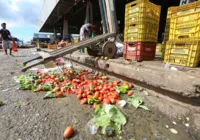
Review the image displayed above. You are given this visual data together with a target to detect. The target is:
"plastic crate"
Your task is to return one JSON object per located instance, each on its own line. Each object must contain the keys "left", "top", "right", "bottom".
{"left": 169, "top": 12, "right": 200, "bottom": 40}
{"left": 125, "top": 0, "right": 161, "bottom": 23}
{"left": 123, "top": 42, "right": 156, "bottom": 61}
{"left": 124, "top": 21, "right": 159, "bottom": 42}
{"left": 164, "top": 40, "right": 200, "bottom": 67}
{"left": 124, "top": 0, "right": 160, "bottom": 42}
{"left": 165, "top": 1, "right": 200, "bottom": 40}
{"left": 48, "top": 44, "right": 57, "bottom": 49}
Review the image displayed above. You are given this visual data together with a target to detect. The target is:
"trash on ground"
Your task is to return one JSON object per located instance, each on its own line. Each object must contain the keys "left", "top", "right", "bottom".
{"left": 186, "top": 117, "right": 190, "bottom": 121}
{"left": 169, "top": 128, "right": 178, "bottom": 134}
{"left": 165, "top": 125, "right": 169, "bottom": 128}
{"left": 86, "top": 119, "right": 98, "bottom": 135}
{"left": 127, "top": 95, "right": 149, "bottom": 110}
{"left": 172, "top": 121, "right": 177, "bottom": 125}
{"left": 170, "top": 67, "right": 178, "bottom": 71}
{"left": 116, "top": 100, "right": 126, "bottom": 108}
{"left": 64, "top": 126, "right": 74, "bottom": 138}
{"left": 185, "top": 123, "right": 189, "bottom": 127}
{"left": 2, "top": 88, "right": 11, "bottom": 92}
{"left": 93, "top": 104, "right": 127, "bottom": 136}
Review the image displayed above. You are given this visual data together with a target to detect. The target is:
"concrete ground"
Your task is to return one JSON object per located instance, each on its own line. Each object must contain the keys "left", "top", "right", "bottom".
{"left": 0, "top": 48, "right": 199, "bottom": 140}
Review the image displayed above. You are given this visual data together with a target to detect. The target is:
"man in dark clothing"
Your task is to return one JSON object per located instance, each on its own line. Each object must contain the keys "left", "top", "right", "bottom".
{"left": 0, "top": 23, "right": 12, "bottom": 55}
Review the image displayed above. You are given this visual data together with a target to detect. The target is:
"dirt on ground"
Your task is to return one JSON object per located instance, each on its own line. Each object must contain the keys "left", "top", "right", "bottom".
{"left": 0, "top": 48, "right": 199, "bottom": 140}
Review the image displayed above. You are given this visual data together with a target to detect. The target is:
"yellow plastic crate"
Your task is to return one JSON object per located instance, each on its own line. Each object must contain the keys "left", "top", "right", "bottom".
{"left": 124, "top": 0, "right": 160, "bottom": 42}
{"left": 169, "top": 12, "right": 200, "bottom": 40}
{"left": 164, "top": 40, "right": 200, "bottom": 67}
{"left": 124, "top": 21, "right": 159, "bottom": 42}
{"left": 48, "top": 44, "right": 57, "bottom": 49}
{"left": 125, "top": 0, "right": 160, "bottom": 23}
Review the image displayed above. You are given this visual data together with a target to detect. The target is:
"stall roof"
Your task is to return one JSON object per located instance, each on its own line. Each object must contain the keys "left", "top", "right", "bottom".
{"left": 39, "top": 0, "right": 82, "bottom": 32}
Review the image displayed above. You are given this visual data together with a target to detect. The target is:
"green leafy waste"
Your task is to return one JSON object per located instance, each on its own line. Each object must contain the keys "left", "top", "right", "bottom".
{"left": 13, "top": 73, "right": 38, "bottom": 90}
{"left": 94, "top": 105, "right": 127, "bottom": 136}
{"left": 116, "top": 85, "right": 129, "bottom": 94}
{"left": 127, "top": 95, "right": 149, "bottom": 110}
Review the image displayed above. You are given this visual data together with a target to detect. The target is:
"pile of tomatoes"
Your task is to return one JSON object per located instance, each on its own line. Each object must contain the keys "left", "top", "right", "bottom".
{"left": 35, "top": 68, "right": 133, "bottom": 106}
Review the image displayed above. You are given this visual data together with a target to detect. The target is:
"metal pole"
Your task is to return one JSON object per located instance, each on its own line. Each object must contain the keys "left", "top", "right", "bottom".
{"left": 102, "top": 0, "right": 110, "bottom": 33}
{"left": 99, "top": 0, "right": 107, "bottom": 33}
{"left": 109, "top": 0, "right": 118, "bottom": 33}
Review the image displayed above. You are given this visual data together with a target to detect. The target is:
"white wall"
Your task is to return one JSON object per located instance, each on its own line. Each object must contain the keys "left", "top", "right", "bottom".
{"left": 38, "top": 0, "right": 60, "bottom": 32}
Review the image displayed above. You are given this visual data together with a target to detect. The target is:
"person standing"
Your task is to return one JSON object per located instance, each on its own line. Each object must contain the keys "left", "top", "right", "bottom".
{"left": 0, "top": 23, "right": 13, "bottom": 55}
{"left": 79, "top": 23, "right": 92, "bottom": 53}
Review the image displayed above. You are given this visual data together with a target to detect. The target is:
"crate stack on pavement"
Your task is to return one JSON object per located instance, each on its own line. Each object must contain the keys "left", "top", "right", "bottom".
{"left": 164, "top": 1, "right": 200, "bottom": 67}
{"left": 123, "top": 0, "right": 161, "bottom": 61}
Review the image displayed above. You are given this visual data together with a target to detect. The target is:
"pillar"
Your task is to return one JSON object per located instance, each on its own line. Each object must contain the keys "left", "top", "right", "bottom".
{"left": 105, "top": 0, "right": 117, "bottom": 33}
{"left": 63, "top": 18, "right": 68, "bottom": 39}
{"left": 53, "top": 26, "right": 57, "bottom": 39}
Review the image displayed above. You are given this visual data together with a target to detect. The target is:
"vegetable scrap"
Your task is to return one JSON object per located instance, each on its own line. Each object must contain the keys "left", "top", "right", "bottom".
{"left": 94, "top": 105, "right": 127, "bottom": 137}
{"left": 127, "top": 95, "right": 149, "bottom": 110}
{"left": 14, "top": 68, "right": 149, "bottom": 137}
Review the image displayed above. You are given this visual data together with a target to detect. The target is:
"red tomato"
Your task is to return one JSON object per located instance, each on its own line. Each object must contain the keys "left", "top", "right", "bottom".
{"left": 128, "top": 83, "right": 133, "bottom": 88}
{"left": 86, "top": 91, "right": 92, "bottom": 95}
{"left": 80, "top": 98, "right": 87, "bottom": 104}
{"left": 128, "top": 91, "right": 134, "bottom": 96}
{"left": 93, "top": 103, "right": 97, "bottom": 108}
{"left": 64, "top": 126, "right": 74, "bottom": 138}
{"left": 98, "top": 96, "right": 103, "bottom": 101}
{"left": 87, "top": 95, "right": 93, "bottom": 99}
{"left": 110, "top": 87, "right": 115, "bottom": 91}
{"left": 94, "top": 87, "right": 99, "bottom": 91}
{"left": 77, "top": 94, "right": 82, "bottom": 100}
{"left": 112, "top": 93, "right": 119, "bottom": 99}
{"left": 110, "top": 98, "right": 117, "bottom": 104}
{"left": 78, "top": 90, "right": 83, "bottom": 95}
{"left": 103, "top": 98, "right": 110, "bottom": 104}
{"left": 56, "top": 92, "right": 63, "bottom": 98}
{"left": 103, "top": 94, "right": 108, "bottom": 98}
{"left": 82, "top": 93, "right": 87, "bottom": 98}
{"left": 94, "top": 91, "right": 100, "bottom": 98}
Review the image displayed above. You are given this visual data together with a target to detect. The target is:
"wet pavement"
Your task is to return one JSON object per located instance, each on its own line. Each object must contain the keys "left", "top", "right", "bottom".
{"left": 0, "top": 48, "right": 199, "bottom": 140}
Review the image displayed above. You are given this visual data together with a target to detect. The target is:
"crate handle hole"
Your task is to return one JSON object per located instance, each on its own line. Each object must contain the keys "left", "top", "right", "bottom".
{"left": 178, "top": 35, "right": 189, "bottom": 39}
{"left": 131, "top": 4, "right": 137, "bottom": 7}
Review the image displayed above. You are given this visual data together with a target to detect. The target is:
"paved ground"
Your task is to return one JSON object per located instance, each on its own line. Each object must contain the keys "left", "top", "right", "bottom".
{"left": 0, "top": 48, "right": 199, "bottom": 140}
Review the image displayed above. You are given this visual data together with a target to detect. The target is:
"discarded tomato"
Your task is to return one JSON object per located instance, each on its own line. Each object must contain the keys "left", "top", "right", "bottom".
{"left": 56, "top": 92, "right": 63, "bottom": 98}
{"left": 103, "top": 98, "right": 110, "bottom": 104}
{"left": 77, "top": 94, "right": 82, "bottom": 100}
{"left": 80, "top": 98, "right": 87, "bottom": 104}
{"left": 64, "top": 126, "right": 74, "bottom": 138}
{"left": 128, "top": 91, "right": 134, "bottom": 96}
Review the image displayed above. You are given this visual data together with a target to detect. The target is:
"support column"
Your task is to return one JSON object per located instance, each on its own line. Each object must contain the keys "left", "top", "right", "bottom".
{"left": 105, "top": 0, "right": 117, "bottom": 33}
{"left": 53, "top": 26, "right": 57, "bottom": 39}
{"left": 99, "top": 0, "right": 107, "bottom": 33}
{"left": 63, "top": 18, "right": 68, "bottom": 39}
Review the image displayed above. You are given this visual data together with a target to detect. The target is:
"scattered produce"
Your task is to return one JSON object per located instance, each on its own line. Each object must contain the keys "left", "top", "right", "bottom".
{"left": 14, "top": 68, "right": 149, "bottom": 138}
{"left": 127, "top": 95, "right": 149, "bottom": 110}
{"left": 94, "top": 105, "right": 127, "bottom": 136}
{"left": 64, "top": 126, "right": 74, "bottom": 138}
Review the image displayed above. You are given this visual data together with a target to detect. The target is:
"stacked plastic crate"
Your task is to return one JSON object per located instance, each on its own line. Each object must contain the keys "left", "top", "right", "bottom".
{"left": 164, "top": 1, "right": 200, "bottom": 67}
{"left": 123, "top": 0, "right": 161, "bottom": 61}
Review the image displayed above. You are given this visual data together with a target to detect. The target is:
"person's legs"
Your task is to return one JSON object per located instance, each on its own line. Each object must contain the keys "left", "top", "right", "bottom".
{"left": 2, "top": 41, "right": 8, "bottom": 55}
{"left": 9, "top": 41, "right": 12, "bottom": 55}
{"left": 4, "top": 49, "right": 8, "bottom": 55}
